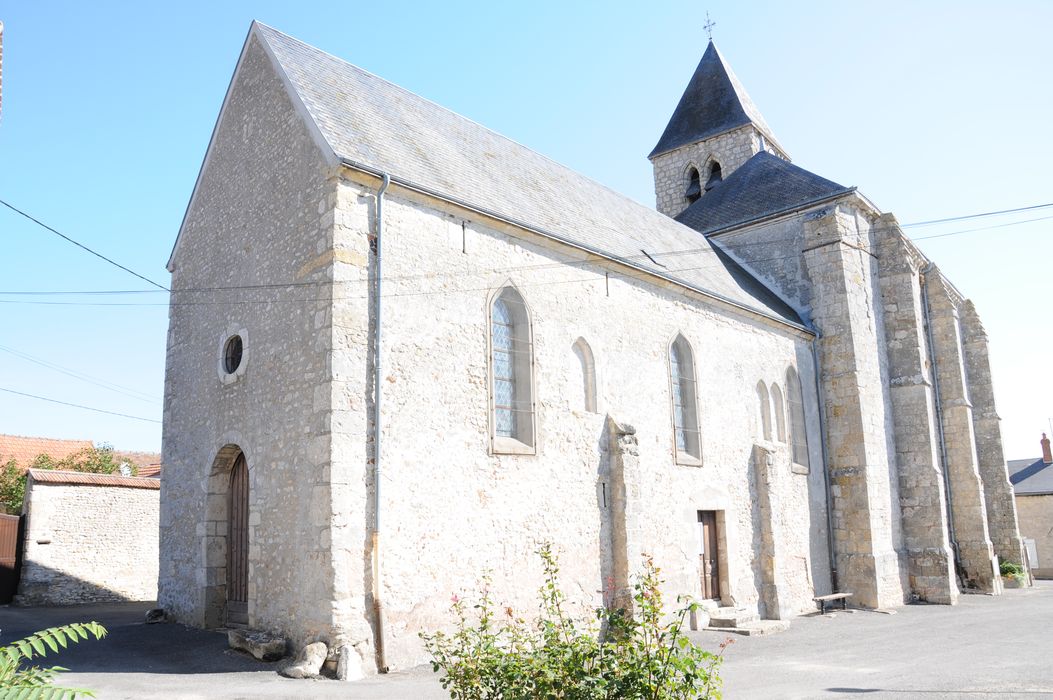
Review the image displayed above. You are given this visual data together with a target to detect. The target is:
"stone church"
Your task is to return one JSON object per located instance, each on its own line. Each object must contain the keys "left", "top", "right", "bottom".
{"left": 159, "top": 22, "right": 1026, "bottom": 676}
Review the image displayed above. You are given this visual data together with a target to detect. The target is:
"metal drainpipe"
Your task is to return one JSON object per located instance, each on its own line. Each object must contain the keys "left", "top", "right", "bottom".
{"left": 920, "top": 263, "right": 964, "bottom": 587}
{"left": 372, "top": 172, "right": 391, "bottom": 673}
{"left": 811, "top": 336, "right": 839, "bottom": 593}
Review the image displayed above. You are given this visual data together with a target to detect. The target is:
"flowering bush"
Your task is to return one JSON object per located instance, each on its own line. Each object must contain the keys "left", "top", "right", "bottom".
{"left": 421, "top": 544, "right": 729, "bottom": 699}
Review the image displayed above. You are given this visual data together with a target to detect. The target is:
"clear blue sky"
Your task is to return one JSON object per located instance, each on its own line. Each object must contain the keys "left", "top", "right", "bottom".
{"left": 0, "top": 1, "right": 1050, "bottom": 459}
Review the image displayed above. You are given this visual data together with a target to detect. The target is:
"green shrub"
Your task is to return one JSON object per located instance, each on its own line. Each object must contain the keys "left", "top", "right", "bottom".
{"left": 0, "top": 621, "right": 107, "bottom": 699}
{"left": 421, "top": 544, "right": 729, "bottom": 700}
{"left": 999, "top": 561, "right": 1024, "bottom": 577}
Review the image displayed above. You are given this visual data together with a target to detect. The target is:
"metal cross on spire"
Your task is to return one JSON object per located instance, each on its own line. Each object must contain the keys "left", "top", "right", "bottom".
{"left": 703, "top": 11, "right": 716, "bottom": 41}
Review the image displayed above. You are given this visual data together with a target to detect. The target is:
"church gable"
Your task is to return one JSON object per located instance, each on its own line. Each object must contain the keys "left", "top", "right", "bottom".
{"left": 167, "top": 25, "right": 337, "bottom": 274}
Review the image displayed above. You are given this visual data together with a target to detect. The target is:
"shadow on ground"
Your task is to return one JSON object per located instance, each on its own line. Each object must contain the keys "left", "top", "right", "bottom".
{"left": 0, "top": 601, "right": 275, "bottom": 676}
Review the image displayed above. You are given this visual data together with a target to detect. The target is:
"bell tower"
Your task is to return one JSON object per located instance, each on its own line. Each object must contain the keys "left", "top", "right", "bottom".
{"left": 650, "top": 41, "right": 788, "bottom": 218}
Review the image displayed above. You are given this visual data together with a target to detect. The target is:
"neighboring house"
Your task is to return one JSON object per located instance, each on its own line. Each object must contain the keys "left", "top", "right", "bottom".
{"left": 1008, "top": 434, "right": 1053, "bottom": 578}
{"left": 0, "top": 434, "right": 93, "bottom": 470}
{"left": 136, "top": 463, "right": 162, "bottom": 479}
{"left": 159, "top": 23, "right": 1025, "bottom": 676}
{"left": 16, "top": 468, "right": 160, "bottom": 604}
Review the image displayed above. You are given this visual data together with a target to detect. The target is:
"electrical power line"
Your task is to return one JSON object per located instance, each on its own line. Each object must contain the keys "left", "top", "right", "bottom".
{"left": 0, "top": 198, "right": 170, "bottom": 291}
{"left": 0, "top": 344, "right": 160, "bottom": 403}
{"left": 900, "top": 202, "right": 1053, "bottom": 228}
{"left": 0, "top": 387, "right": 161, "bottom": 423}
{"left": 0, "top": 200, "right": 1049, "bottom": 305}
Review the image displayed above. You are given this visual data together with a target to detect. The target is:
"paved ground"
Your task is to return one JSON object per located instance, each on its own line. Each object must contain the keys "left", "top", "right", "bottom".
{"left": 1, "top": 583, "right": 1051, "bottom": 699}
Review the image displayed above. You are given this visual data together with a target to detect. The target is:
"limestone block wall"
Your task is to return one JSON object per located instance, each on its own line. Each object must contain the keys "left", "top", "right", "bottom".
{"left": 923, "top": 274, "right": 1000, "bottom": 594}
{"left": 651, "top": 125, "right": 769, "bottom": 218}
{"left": 710, "top": 214, "right": 815, "bottom": 318}
{"left": 1015, "top": 495, "right": 1053, "bottom": 578}
{"left": 874, "top": 218, "right": 957, "bottom": 604}
{"left": 342, "top": 177, "right": 832, "bottom": 669}
{"left": 959, "top": 302, "right": 1026, "bottom": 570}
{"left": 160, "top": 34, "right": 350, "bottom": 648}
{"left": 801, "top": 205, "right": 908, "bottom": 608}
{"left": 18, "top": 475, "right": 159, "bottom": 604}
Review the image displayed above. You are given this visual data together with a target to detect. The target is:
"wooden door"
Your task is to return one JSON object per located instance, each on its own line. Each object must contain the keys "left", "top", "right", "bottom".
{"left": 227, "top": 453, "right": 249, "bottom": 625}
{"left": 698, "top": 511, "right": 720, "bottom": 601}
{"left": 0, "top": 514, "right": 23, "bottom": 604}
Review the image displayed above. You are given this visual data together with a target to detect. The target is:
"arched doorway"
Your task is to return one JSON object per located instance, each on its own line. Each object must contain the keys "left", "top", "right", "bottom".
{"left": 226, "top": 453, "right": 249, "bottom": 625}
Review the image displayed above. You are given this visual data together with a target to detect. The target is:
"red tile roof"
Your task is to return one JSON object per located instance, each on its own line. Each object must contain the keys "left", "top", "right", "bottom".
{"left": 137, "top": 464, "right": 162, "bottom": 479}
{"left": 0, "top": 434, "right": 93, "bottom": 468}
{"left": 27, "top": 469, "right": 160, "bottom": 490}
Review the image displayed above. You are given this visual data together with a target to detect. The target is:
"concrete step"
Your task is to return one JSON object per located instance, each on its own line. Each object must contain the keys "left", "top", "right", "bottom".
{"left": 730, "top": 620, "right": 791, "bottom": 636}
{"left": 708, "top": 607, "right": 759, "bottom": 628}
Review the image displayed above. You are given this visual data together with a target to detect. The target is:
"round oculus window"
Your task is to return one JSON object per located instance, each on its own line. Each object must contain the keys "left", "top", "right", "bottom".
{"left": 223, "top": 335, "right": 244, "bottom": 375}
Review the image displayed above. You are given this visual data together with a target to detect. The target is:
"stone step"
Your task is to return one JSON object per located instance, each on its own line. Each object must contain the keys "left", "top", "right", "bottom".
{"left": 708, "top": 607, "right": 759, "bottom": 628}
{"left": 708, "top": 619, "right": 790, "bottom": 637}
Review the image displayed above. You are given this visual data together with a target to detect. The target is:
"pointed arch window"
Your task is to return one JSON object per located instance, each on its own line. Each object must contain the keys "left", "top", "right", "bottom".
{"left": 786, "top": 367, "right": 809, "bottom": 468}
{"left": 572, "top": 337, "right": 598, "bottom": 413}
{"left": 756, "top": 381, "right": 771, "bottom": 441}
{"left": 490, "top": 286, "right": 535, "bottom": 453}
{"left": 705, "top": 161, "right": 722, "bottom": 191}
{"left": 669, "top": 334, "right": 701, "bottom": 463}
{"left": 685, "top": 167, "right": 702, "bottom": 204}
{"left": 770, "top": 383, "right": 786, "bottom": 443}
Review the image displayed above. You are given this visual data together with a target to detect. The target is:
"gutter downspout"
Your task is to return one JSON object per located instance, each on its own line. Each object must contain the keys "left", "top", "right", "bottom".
{"left": 811, "top": 336, "right": 839, "bottom": 593}
{"left": 920, "top": 263, "right": 964, "bottom": 589}
{"left": 372, "top": 173, "right": 391, "bottom": 673}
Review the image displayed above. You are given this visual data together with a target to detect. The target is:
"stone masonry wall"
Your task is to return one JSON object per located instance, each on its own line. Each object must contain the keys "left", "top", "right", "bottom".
{"left": 1015, "top": 495, "right": 1053, "bottom": 578}
{"left": 18, "top": 480, "right": 159, "bottom": 604}
{"left": 160, "top": 34, "right": 351, "bottom": 651}
{"left": 923, "top": 274, "right": 1001, "bottom": 593}
{"left": 337, "top": 176, "right": 832, "bottom": 670}
{"left": 801, "top": 205, "right": 908, "bottom": 608}
{"left": 874, "top": 216, "right": 957, "bottom": 604}
{"left": 960, "top": 301, "right": 1027, "bottom": 571}
{"left": 652, "top": 125, "right": 764, "bottom": 218}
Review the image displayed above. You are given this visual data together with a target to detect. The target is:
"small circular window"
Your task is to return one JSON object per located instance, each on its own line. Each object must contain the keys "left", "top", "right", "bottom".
{"left": 223, "top": 335, "right": 243, "bottom": 375}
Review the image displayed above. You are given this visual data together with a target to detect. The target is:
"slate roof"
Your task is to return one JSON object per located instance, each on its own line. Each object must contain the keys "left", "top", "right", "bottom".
{"left": 252, "top": 24, "right": 805, "bottom": 329}
{"left": 675, "top": 152, "right": 853, "bottom": 235}
{"left": 1008, "top": 458, "right": 1053, "bottom": 496}
{"left": 650, "top": 42, "right": 781, "bottom": 159}
{"left": 0, "top": 434, "right": 93, "bottom": 468}
{"left": 27, "top": 469, "right": 160, "bottom": 490}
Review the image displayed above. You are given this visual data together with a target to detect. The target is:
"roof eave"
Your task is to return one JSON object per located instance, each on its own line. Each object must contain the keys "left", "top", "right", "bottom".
{"left": 338, "top": 157, "right": 814, "bottom": 337}
{"left": 701, "top": 187, "right": 859, "bottom": 238}
{"left": 648, "top": 121, "right": 787, "bottom": 162}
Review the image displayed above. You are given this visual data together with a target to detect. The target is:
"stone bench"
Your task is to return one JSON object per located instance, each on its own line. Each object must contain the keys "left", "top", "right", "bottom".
{"left": 813, "top": 592, "right": 852, "bottom": 614}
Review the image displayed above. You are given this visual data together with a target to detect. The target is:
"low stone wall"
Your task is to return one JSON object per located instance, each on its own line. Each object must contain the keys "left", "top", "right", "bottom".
{"left": 17, "top": 469, "right": 159, "bottom": 604}
{"left": 1015, "top": 494, "right": 1053, "bottom": 579}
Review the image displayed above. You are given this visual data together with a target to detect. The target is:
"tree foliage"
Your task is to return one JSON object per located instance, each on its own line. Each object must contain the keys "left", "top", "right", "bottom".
{"left": 422, "top": 544, "right": 730, "bottom": 700}
{"left": 0, "top": 446, "right": 135, "bottom": 514}
{"left": 0, "top": 621, "right": 107, "bottom": 699}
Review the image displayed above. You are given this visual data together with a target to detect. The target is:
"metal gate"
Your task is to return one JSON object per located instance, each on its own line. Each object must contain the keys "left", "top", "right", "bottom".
{"left": 0, "top": 513, "right": 24, "bottom": 603}
{"left": 227, "top": 453, "right": 249, "bottom": 625}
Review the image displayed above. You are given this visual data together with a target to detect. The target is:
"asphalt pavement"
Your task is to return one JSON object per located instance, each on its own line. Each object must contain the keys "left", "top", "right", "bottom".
{"left": 1, "top": 583, "right": 1051, "bottom": 699}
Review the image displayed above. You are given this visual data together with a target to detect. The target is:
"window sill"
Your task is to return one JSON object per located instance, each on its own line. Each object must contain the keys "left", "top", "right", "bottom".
{"left": 492, "top": 436, "right": 536, "bottom": 456}
{"left": 675, "top": 453, "right": 703, "bottom": 467}
{"left": 790, "top": 463, "right": 810, "bottom": 475}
